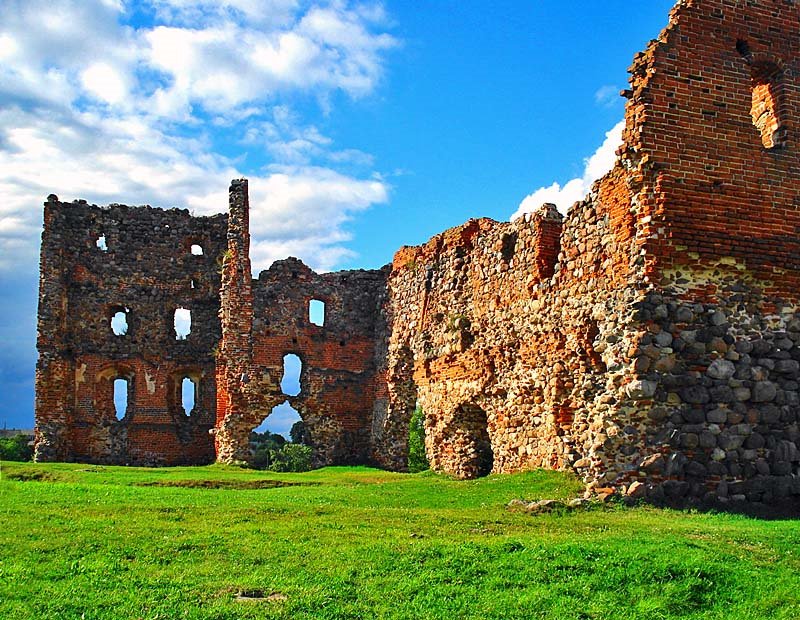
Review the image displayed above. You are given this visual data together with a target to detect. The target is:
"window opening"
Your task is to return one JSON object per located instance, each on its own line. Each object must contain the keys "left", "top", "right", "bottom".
{"left": 111, "top": 309, "right": 128, "bottom": 336}
{"left": 253, "top": 400, "right": 302, "bottom": 440}
{"left": 309, "top": 299, "right": 325, "bottom": 326}
{"left": 96, "top": 234, "right": 108, "bottom": 251}
{"left": 113, "top": 378, "right": 128, "bottom": 420}
{"left": 501, "top": 232, "right": 518, "bottom": 262}
{"left": 181, "top": 377, "right": 196, "bottom": 415}
{"left": 174, "top": 308, "right": 191, "bottom": 340}
{"left": 281, "top": 353, "right": 301, "bottom": 396}
{"left": 748, "top": 60, "right": 785, "bottom": 149}
{"left": 190, "top": 244, "right": 204, "bottom": 256}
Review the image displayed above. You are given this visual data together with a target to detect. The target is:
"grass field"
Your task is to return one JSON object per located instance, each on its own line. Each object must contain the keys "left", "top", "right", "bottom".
{"left": 1, "top": 462, "right": 798, "bottom": 619}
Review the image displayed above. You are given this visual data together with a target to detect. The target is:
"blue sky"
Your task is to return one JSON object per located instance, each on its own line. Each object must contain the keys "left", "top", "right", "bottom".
{"left": 0, "top": 0, "right": 675, "bottom": 433}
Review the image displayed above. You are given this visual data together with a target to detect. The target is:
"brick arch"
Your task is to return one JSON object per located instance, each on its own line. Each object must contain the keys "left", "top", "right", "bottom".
{"left": 745, "top": 55, "right": 788, "bottom": 149}
{"left": 95, "top": 363, "right": 135, "bottom": 423}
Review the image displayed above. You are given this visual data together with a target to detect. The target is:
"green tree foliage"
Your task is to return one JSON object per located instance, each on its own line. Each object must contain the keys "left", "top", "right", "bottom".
{"left": 290, "top": 420, "right": 310, "bottom": 445}
{"left": 268, "top": 444, "right": 313, "bottom": 473}
{"left": 408, "top": 405, "right": 429, "bottom": 473}
{"left": 0, "top": 434, "right": 34, "bottom": 462}
{"left": 249, "top": 429, "right": 312, "bottom": 472}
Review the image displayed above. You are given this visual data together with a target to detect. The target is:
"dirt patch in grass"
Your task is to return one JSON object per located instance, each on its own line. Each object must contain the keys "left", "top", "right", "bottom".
{"left": 234, "top": 589, "right": 288, "bottom": 603}
{"left": 3, "top": 469, "right": 58, "bottom": 482}
{"left": 134, "top": 479, "right": 318, "bottom": 490}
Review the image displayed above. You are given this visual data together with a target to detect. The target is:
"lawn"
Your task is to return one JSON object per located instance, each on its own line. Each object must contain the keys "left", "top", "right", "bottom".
{"left": 0, "top": 461, "right": 798, "bottom": 619}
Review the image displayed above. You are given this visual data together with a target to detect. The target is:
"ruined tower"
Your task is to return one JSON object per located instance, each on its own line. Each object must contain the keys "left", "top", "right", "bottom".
{"left": 34, "top": 197, "right": 226, "bottom": 464}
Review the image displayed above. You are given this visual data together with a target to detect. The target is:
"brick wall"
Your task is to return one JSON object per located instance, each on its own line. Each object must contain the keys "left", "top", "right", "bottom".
{"left": 214, "top": 181, "right": 389, "bottom": 467}
{"left": 34, "top": 196, "right": 225, "bottom": 465}
{"left": 34, "top": 0, "right": 800, "bottom": 506}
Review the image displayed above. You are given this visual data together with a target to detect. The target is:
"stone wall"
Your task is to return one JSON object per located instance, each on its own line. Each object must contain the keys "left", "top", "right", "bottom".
{"left": 214, "top": 180, "right": 389, "bottom": 467}
{"left": 35, "top": 196, "right": 227, "bottom": 465}
{"left": 373, "top": 0, "right": 800, "bottom": 506}
{"left": 610, "top": 0, "right": 800, "bottom": 504}
{"left": 33, "top": 0, "right": 800, "bottom": 505}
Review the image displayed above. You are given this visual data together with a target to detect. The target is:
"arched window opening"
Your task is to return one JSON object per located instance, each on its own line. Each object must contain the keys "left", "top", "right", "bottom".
{"left": 281, "top": 353, "right": 302, "bottom": 396}
{"left": 749, "top": 61, "right": 785, "bottom": 149}
{"left": 253, "top": 401, "right": 302, "bottom": 440}
{"left": 181, "top": 377, "right": 196, "bottom": 415}
{"left": 190, "top": 244, "right": 204, "bottom": 256}
{"left": 455, "top": 404, "right": 494, "bottom": 478}
{"left": 309, "top": 299, "right": 325, "bottom": 326}
{"left": 110, "top": 308, "right": 128, "bottom": 336}
{"left": 96, "top": 234, "right": 108, "bottom": 251}
{"left": 174, "top": 307, "right": 191, "bottom": 340}
{"left": 113, "top": 378, "right": 129, "bottom": 420}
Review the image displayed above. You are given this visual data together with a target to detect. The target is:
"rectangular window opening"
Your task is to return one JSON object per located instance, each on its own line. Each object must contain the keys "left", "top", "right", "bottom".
{"left": 174, "top": 308, "right": 191, "bottom": 340}
{"left": 309, "top": 299, "right": 325, "bottom": 327}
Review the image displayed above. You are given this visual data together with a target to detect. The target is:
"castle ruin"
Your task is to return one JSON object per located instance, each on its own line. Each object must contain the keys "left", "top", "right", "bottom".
{"left": 35, "top": 0, "right": 800, "bottom": 504}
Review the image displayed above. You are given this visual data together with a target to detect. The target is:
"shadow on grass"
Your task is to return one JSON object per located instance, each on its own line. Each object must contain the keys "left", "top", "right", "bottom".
{"left": 133, "top": 479, "right": 320, "bottom": 490}
{"left": 640, "top": 495, "right": 800, "bottom": 521}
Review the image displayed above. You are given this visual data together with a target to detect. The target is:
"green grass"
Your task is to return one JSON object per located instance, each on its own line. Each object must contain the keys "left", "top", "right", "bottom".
{"left": 0, "top": 462, "right": 798, "bottom": 619}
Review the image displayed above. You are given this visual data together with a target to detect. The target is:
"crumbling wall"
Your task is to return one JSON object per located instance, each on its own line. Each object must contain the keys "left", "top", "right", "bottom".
{"left": 35, "top": 196, "right": 226, "bottom": 465}
{"left": 379, "top": 180, "right": 646, "bottom": 484}
{"left": 214, "top": 180, "right": 388, "bottom": 467}
{"left": 34, "top": 0, "right": 800, "bottom": 506}
{"left": 377, "top": 0, "right": 800, "bottom": 507}
{"left": 608, "top": 0, "right": 800, "bottom": 504}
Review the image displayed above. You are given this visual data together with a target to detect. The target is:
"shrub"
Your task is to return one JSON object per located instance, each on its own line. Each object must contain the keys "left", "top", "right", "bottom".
{"left": 408, "top": 405, "right": 429, "bottom": 473}
{"left": 0, "top": 435, "right": 34, "bottom": 462}
{"left": 268, "top": 444, "right": 313, "bottom": 473}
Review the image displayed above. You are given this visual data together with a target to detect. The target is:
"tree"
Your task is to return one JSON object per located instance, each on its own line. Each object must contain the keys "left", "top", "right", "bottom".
{"left": 290, "top": 420, "right": 310, "bottom": 445}
{"left": 0, "top": 435, "right": 33, "bottom": 462}
{"left": 408, "top": 405, "right": 429, "bottom": 473}
{"left": 268, "top": 444, "right": 312, "bottom": 472}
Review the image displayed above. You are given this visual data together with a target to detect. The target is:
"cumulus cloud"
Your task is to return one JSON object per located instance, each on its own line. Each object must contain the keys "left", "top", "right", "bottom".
{"left": 141, "top": 1, "right": 397, "bottom": 117}
{"left": 512, "top": 120, "right": 624, "bottom": 220}
{"left": 249, "top": 166, "right": 388, "bottom": 271}
{"left": 0, "top": 0, "right": 396, "bottom": 275}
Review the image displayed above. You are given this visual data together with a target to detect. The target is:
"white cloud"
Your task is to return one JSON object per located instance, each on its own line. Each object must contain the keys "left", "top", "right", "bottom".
{"left": 0, "top": 0, "right": 396, "bottom": 275}
{"left": 594, "top": 85, "right": 620, "bottom": 108}
{"left": 141, "top": 2, "right": 397, "bottom": 117}
{"left": 512, "top": 120, "right": 624, "bottom": 219}
{"left": 81, "top": 63, "right": 129, "bottom": 104}
{"left": 146, "top": 0, "right": 301, "bottom": 28}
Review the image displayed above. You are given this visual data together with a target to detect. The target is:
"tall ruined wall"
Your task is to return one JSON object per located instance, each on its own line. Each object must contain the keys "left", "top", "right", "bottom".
{"left": 378, "top": 0, "right": 800, "bottom": 505}
{"left": 378, "top": 177, "right": 648, "bottom": 484}
{"left": 215, "top": 181, "right": 388, "bottom": 467}
{"left": 35, "top": 196, "right": 226, "bottom": 465}
{"left": 609, "top": 0, "right": 800, "bottom": 504}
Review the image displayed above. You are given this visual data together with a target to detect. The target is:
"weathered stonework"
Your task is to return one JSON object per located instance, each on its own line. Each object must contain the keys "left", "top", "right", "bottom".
{"left": 35, "top": 0, "right": 800, "bottom": 505}
{"left": 214, "top": 180, "right": 388, "bottom": 467}
{"left": 35, "top": 198, "right": 226, "bottom": 465}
